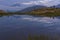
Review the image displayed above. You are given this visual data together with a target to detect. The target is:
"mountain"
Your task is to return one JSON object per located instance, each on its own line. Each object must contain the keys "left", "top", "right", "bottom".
{"left": 15, "top": 7, "right": 60, "bottom": 17}
{"left": 19, "top": 5, "right": 47, "bottom": 12}
{"left": 50, "top": 4, "right": 60, "bottom": 8}
{"left": 55, "top": 4, "right": 60, "bottom": 8}
{"left": 11, "top": 3, "right": 21, "bottom": 7}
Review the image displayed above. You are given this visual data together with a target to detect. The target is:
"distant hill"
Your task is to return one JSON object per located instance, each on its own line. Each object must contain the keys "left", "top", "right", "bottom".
{"left": 0, "top": 10, "right": 7, "bottom": 13}
{"left": 55, "top": 4, "right": 60, "bottom": 8}
{"left": 29, "top": 8, "right": 60, "bottom": 13}
{"left": 19, "top": 5, "right": 47, "bottom": 12}
{"left": 25, "top": 8, "right": 60, "bottom": 16}
{"left": 11, "top": 3, "right": 21, "bottom": 7}
{"left": 50, "top": 4, "right": 60, "bottom": 8}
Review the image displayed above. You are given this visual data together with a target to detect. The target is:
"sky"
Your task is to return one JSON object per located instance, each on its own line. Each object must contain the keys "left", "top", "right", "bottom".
{"left": 0, "top": 0, "right": 60, "bottom": 11}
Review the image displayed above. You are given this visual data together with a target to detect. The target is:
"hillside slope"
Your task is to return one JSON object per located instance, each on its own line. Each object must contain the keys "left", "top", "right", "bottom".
{"left": 23, "top": 8, "right": 60, "bottom": 17}
{"left": 18, "top": 5, "right": 47, "bottom": 12}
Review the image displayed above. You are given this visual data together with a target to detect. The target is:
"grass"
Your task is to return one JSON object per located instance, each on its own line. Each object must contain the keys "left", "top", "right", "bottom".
{"left": 21, "top": 8, "right": 60, "bottom": 17}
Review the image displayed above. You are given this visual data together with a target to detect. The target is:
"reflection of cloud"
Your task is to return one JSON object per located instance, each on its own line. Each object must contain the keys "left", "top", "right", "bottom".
{"left": 22, "top": 17, "right": 52, "bottom": 23}
{"left": 20, "top": 15, "right": 60, "bottom": 24}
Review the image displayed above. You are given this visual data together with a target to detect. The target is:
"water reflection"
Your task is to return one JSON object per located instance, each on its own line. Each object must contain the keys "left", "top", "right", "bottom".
{"left": 0, "top": 15, "right": 60, "bottom": 40}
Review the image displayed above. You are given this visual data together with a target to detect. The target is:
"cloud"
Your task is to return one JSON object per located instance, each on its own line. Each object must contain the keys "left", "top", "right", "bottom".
{"left": 0, "top": 0, "right": 60, "bottom": 11}
{"left": 21, "top": 1, "right": 42, "bottom": 5}
{"left": 21, "top": 0, "right": 53, "bottom": 6}
{"left": 0, "top": 5, "right": 23, "bottom": 11}
{"left": 39, "top": 0, "right": 52, "bottom": 4}
{"left": 0, "top": 0, "right": 3, "bottom": 1}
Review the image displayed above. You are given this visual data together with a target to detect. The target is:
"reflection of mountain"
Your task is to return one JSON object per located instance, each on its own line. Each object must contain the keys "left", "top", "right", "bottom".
{"left": 56, "top": 16, "right": 60, "bottom": 19}
{"left": 19, "top": 5, "right": 47, "bottom": 12}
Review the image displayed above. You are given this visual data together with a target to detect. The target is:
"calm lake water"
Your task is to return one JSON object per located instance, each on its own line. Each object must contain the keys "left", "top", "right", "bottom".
{"left": 0, "top": 15, "right": 60, "bottom": 40}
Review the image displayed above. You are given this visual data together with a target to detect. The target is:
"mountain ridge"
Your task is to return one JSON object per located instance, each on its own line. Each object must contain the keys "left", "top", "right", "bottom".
{"left": 16, "top": 4, "right": 60, "bottom": 12}
{"left": 0, "top": 4, "right": 60, "bottom": 12}
{"left": 50, "top": 4, "right": 60, "bottom": 8}
{"left": 17, "top": 5, "right": 47, "bottom": 12}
